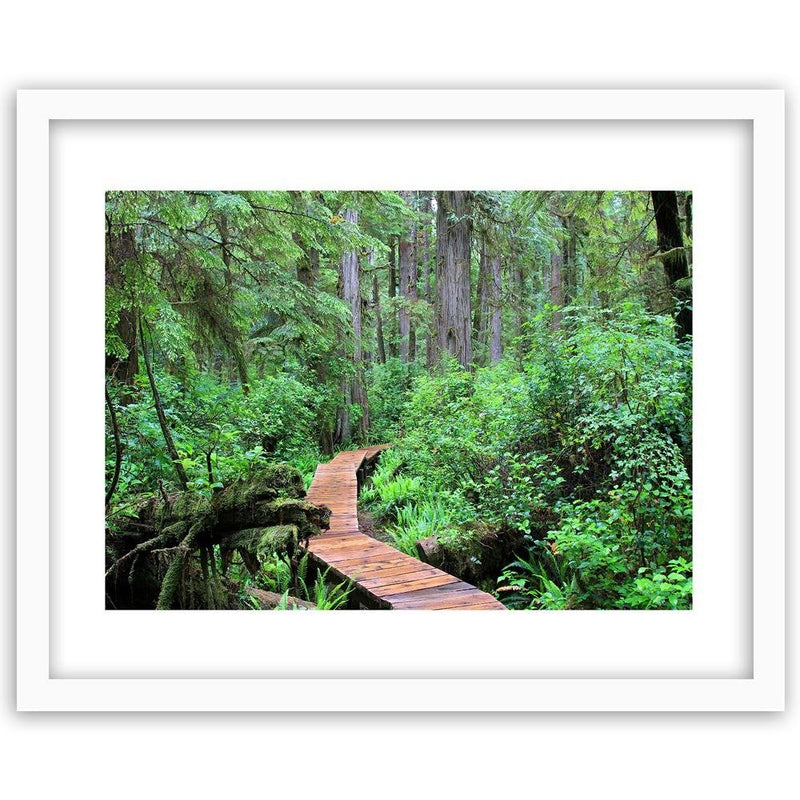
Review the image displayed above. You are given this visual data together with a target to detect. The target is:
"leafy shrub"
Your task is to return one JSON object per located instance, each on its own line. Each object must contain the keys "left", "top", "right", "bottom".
{"left": 366, "top": 357, "right": 423, "bottom": 443}
{"left": 377, "top": 303, "right": 692, "bottom": 609}
{"left": 618, "top": 557, "right": 693, "bottom": 609}
{"left": 107, "top": 368, "right": 323, "bottom": 500}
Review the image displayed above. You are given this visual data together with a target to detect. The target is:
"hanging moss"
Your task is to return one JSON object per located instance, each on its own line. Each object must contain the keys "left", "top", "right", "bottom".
{"left": 155, "top": 552, "right": 184, "bottom": 610}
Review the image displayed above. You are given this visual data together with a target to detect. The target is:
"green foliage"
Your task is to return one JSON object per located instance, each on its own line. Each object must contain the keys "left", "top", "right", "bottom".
{"left": 619, "top": 557, "right": 693, "bottom": 610}
{"left": 366, "top": 357, "right": 423, "bottom": 443}
{"left": 106, "top": 369, "right": 323, "bottom": 501}
{"left": 261, "top": 551, "right": 353, "bottom": 610}
{"left": 363, "top": 449, "right": 479, "bottom": 557}
{"left": 233, "top": 375, "right": 319, "bottom": 460}
{"left": 106, "top": 189, "right": 692, "bottom": 612}
{"left": 497, "top": 553, "right": 577, "bottom": 610}
{"left": 387, "top": 499, "right": 456, "bottom": 556}
{"left": 381, "top": 303, "right": 692, "bottom": 610}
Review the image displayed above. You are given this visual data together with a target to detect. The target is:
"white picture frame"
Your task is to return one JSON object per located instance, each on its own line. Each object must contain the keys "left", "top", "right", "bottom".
{"left": 17, "top": 89, "right": 785, "bottom": 711}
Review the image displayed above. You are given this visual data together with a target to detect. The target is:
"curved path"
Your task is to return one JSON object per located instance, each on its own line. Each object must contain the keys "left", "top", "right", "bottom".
{"left": 303, "top": 445, "right": 507, "bottom": 610}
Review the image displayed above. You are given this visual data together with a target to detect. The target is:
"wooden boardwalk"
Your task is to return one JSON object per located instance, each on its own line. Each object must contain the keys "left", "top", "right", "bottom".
{"left": 303, "top": 445, "right": 507, "bottom": 610}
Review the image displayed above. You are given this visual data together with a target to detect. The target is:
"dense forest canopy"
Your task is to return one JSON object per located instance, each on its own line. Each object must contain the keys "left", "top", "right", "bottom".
{"left": 105, "top": 189, "right": 692, "bottom": 610}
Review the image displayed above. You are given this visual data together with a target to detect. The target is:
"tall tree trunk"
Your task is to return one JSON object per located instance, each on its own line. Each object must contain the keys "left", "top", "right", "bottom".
{"left": 487, "top": 248, "right": 503, "bottom": 363}
{"left": 418, "top": 193, "right": 435, "bottom": 368}
{"left": 386, "top": 236, "right": 398, "bottom": 358}
{"left": 368, "top": 248, "right": 385, "bottom": 364}
{"left": 373, "top": 273, "right": 386, "bottom": 364}
{"left": 336, "top": 207, "right": 369, "bottom": 443}
{"left": 398, "top": 191, "right": 417, "bottom": 362}
{"left": 433, "top": 190, "right": 473, "bottom": 369}
{"left": 216, "top": 218, "right": 250, "bottom": 395}
{"left": 474, "top": 234, "right": 488, "bottom": 363}
{"left": 679, "top": 190, "right": 693, "bottom": 274}
{"left": 563, "top": 213, "right": 577, "bottom": 304}
{"left": 652, "top": 190, "right": 692, "bottom": 339}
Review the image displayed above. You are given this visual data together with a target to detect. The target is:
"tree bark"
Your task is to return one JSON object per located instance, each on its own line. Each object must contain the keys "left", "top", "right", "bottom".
{"left": 474, "top": 234, "right": 489, "bottom": 363}
{"left": 386, "top": 236, "right": 398, "bottom": 358}
{"left": 433, "top": 190, "right": 473, "bottom": 369}
{"left": 563, "top": 213, "right": 577, "bottom": 304}
{"left": 679, "top": 190, "right": 693, "bottom": 274}
{"left": 398, "top": 191, "right": 417, "bottom": 362}
{"left": 487, "top": 249, "right": 503, "bottom": 363}
{"left": 216, "top": 218, "right": 250, "bottom": 394}
{"left": 373, "top": 270, "right": 386, "bottom": 364}
{"left": 418, "top": 193, "right": 435, "bottom": 368}
{"left": 336, "top": 207, "right": 369, "bottom": 443}
{"left": 245, "top": 588, "right": 317, "bottom": 610}
{"left": 652, "top": 190, "right": 692, "bottom": 339}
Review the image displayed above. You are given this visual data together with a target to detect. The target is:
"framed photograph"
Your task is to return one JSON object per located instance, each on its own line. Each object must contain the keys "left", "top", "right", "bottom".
{"left": 17, "top": 89, "right": 784, "bottom": 711}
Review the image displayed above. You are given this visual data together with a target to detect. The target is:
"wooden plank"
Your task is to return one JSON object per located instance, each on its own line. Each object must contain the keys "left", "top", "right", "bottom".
{"left": 406, "top": 602, "right": 506, "bottom": 610}
{"left": 342, "top": 559, "right": 434, "bottom": 580}
{"left": 370, "top": 573, "right": 461, "bottom": 596}
{"left": 391, "top": 590, "right": 504, "bottom": 608}
{"left": 393, "top": 600, "right": 505, "bottom": 610}
{"left": 308, "top": 533, "right": 378, "bottom": 549}
{"left": 391, "top": 591, "right": 505, "bottom": 610}
{"left": 310, "top": 542, "right": 386, "bottom": 559}
{"left": 330, "top": 553, "right": 411, "bottom": 571}
{"left": 313, "top": 544, "right": 390, "bottom": 563}
{"left": 310, "top": 532, "right": 364, "bottom": 544}
{"left": 358, "top": 567, "right": 444, "bottom": 590}
{"left": 301, "top": 443, "right": 506, "bottom": 611}
{"left": 388, "top": 587, "right": 485, "bottom": 605}
{"left": 378, "top": 580, "right": 477, "bottom": 603}
{"left": 310, "top": 548, "right": 388, "bottom": 566}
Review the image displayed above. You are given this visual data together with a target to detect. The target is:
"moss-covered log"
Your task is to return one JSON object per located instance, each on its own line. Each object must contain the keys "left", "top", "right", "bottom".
{"left": 245, "top": 587, "right": 317, "bottom": 610}
{"left": 414, "top": 522, "right": 526, "bottom": 588}
{"left": 106, "top": 464, "right": 330, "bottom": 610}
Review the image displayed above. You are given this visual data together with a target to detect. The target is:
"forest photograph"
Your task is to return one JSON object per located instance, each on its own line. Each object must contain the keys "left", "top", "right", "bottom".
{"left": 104, "top": 189, "right": 693, "bottom": 612}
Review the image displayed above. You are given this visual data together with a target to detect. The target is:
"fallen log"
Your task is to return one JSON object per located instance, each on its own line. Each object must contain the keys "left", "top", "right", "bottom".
{"left": 414, "top": 523, "right": 526, "bottom": 586}
{"left": 245, "top": 587, "right": 317, "bottom": 610}
{"left": 106, "top": 463, "right": 330, "bottom": 610}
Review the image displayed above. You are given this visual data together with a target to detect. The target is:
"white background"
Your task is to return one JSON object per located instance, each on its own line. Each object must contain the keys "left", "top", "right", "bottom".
{"left": 2, "top": 3, "right": 795, "bottom": 799}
